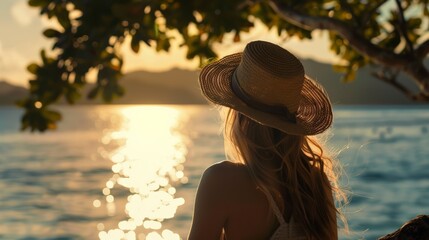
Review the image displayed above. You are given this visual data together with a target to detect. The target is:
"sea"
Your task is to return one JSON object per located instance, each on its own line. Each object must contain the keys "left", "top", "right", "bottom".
{"left": 0, "top": 105, "right": 428, "bottom": 240}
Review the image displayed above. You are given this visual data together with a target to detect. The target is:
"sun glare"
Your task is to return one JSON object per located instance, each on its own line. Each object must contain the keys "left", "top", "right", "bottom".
{"left": 97, "top": 106, "right": 188, "bottom": 240}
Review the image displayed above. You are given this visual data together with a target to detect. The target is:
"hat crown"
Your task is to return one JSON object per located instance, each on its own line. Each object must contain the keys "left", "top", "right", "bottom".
{"left": 235, "top": 41, "right": 305, "bottom": 112}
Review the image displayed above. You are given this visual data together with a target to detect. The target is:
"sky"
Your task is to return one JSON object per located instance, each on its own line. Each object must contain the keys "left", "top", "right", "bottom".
{"left": 0, "top": 0, "right": 340, "bottom": 87}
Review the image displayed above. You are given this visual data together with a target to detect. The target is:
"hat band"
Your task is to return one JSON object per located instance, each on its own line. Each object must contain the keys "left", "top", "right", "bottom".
{"left": 231, "top": 71, "right": 297, "bottom": 123}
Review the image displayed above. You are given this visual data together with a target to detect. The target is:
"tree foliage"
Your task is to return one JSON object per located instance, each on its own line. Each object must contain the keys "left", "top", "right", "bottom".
{"left": 20, "top": 0, "right": 429, "bottom": 131}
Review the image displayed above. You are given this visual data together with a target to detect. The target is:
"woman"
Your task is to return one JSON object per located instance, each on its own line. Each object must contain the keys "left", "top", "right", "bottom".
{"left": 188, "top": 41, "right": 346, "bottom": 239}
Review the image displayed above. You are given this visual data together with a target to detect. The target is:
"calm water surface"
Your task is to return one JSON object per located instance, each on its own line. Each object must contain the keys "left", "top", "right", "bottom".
{"left": 0, "top": 105, "right": 428, "bottom": 240}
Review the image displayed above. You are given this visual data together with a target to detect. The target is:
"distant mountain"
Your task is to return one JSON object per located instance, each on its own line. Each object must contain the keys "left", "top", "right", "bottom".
{"left": 112, "top": 68, "right": 206, "bottom": 104}
{"left": 0, "top": 60, "right": 420, "bottom": 105}
{"left": 0, "top": 81, "right": 27, "bottom": 105}
{"left": 301, "top": 59, "right": 415, "bottom": 105}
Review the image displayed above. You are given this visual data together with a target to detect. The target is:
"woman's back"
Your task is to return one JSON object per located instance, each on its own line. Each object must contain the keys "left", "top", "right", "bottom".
{"left": 189, "top": 160, "right": 308, "bottom": 240}
{"left": 210, "top": 161, "right": 278, "bottom": 239}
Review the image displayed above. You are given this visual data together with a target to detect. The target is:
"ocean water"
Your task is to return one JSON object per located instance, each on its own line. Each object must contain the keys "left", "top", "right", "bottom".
{"left": 0, "top": 105, "right": 428, "bottom": 240}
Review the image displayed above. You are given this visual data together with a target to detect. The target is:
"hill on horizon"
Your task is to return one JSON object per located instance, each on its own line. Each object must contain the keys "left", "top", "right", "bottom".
{"left": 0, "top": 81, "right": 27, "bottom": 105}
{"left": 0, "top": 59, "right": 418, "bottom": 105}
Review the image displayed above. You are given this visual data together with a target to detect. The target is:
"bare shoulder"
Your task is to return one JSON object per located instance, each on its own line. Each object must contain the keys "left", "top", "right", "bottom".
{"left": 199, "top": 161, "right": 254, "bottom": 200}
{"left": 205, "top": 160, "right": 246, "bottom": 172}
{"left": 195, "top": 161, "right": 248, "bottom": 209}
{"left": 203, "top": 160, "right": 249, "bottom": 183}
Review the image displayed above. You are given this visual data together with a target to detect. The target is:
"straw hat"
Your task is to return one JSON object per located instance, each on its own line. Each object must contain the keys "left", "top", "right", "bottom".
{"left": 199, "top": 40, "right": 332, "bottom": 135}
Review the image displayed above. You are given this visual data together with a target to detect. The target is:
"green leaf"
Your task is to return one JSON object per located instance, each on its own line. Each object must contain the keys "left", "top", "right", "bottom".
{"left": 156, "top": 37, "right": 171, "bottom": 52}
{"left": 332, "top": 64, "right": 348, "bottom": 73}
{"left": 28, "top": 0, "right": 48, "bottom": 7}
{"left": 56, "top": 9, "right": 71, "bottom": 29}
{"left": 27, "top": 63, "right": 39, "bottom": 74}
{"left": 233, "top": 32, "right": 240, "bottom": 42}
{"left": 407, "top": 18, "right": 422, "bottom": 30}
{"left": 424, "top": 4, "right": 429, "bottom": 17}
{"left": 342, "top": 70, "right": 356, "bottom": 83}
{"left": 43, "top": 29, "right": 61, "bottom": 38}
{"left": 131, "top": 35, "right": 140, "bottom": 53}
{"left": 42, "top": 109, "right": 62, "bottom": 122}
{"left": 379, "top": 31, "right": 401, "bottom": 50}
{"left": 116, "top": 85, "right": 125, "bottom": 97}
{"left": 154, "top": 23, "right": 159, "bottom": 37}
{"left": 87, "top": 86, "right": 100, "bottom": 100}
{"left": 102, "top": 86, "right": 114, "bottom": 102}
{"left": 65, "top": 86, "right": 81, "bottom": 104}
{"left": 40, "top": 49, "right": 48, "bottom": 64}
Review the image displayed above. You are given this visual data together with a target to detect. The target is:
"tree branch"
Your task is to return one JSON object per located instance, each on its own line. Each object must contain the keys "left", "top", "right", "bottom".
{"left": 268, "top": 0, "right": 412, "bottom": 68}
{"left": 416, "top": 39, "right": 429, "bottom": 59}
{"left": 403, "top": 61, "right": 429, "bottom": 95}
{"left": 395, "top": 0, "right": 414, "bottom": 53}
{"left": 237, "top": 0, "right": 263, "bottom": 10}
{"left": 371, "top": 70, "right": 424, "bottom": 101}
{"left": 269, "top": 0, "right": 429, "bottom": 98}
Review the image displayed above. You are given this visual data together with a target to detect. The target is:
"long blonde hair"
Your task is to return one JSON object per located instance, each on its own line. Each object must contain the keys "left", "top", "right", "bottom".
{"left": 222, "top": 108, "right": 347, "bottom": 239}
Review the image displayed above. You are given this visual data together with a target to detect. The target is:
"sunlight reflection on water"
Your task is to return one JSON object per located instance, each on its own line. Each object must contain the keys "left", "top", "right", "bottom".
{"left": 96, "top": 106, "right": 189, "bottom": 240}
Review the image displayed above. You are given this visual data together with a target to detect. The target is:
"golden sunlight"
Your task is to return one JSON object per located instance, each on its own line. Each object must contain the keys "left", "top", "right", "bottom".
{"left": 97, "top": 106, "right": 188, "bottom": 240}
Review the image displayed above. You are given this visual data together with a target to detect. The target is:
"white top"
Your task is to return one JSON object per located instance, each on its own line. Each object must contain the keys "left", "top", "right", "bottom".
{"left": 263, "top": 190, "right": 308, "bottom": 240}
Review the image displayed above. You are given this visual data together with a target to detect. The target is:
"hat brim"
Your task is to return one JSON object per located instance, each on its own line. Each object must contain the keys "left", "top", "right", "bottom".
{"left": 199, "top": 53, "right": 333, "bottom": 135}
